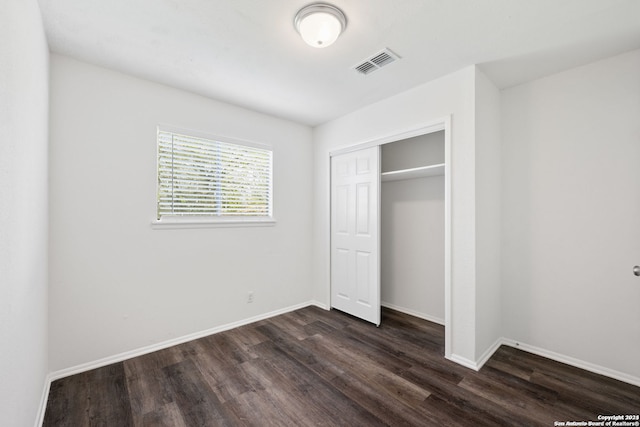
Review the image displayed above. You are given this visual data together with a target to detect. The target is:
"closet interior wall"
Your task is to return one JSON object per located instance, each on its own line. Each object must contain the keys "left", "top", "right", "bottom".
{"left": 380, "top": 131, "right": 445, "bottom": 324}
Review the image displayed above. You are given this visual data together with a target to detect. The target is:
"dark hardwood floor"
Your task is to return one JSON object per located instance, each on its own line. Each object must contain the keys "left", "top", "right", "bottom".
{"left": 43, "top": 307, "right": 640, "bottom": 426}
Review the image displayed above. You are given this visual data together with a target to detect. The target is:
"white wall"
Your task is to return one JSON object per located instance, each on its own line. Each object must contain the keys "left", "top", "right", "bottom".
{"left": 0, "top": 0, "right": 49, "bottom": 425}
{"left": 501, "top": 49, "right": 640, "bottom": 381}
{"left": 313, "top": 67, "right": 479, "bottom": 363}
{"left": 474, "top": 69, "right": 502, "bottom": 360}
{"left": 49, "top": 55, "right": 314, "bottom": 372}
{"left": 380, "top": 132, "right": 445, "bottom": 172}
{"left": 381, "top": 176, "right": 445, "bottom": 322}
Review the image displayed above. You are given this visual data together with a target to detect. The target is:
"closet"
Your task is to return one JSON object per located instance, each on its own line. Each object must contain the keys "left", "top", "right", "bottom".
{"left": 330, "top": 129, "right": 446, "bottom": 327}
{"left": 380, "top": 130, "right": 445, "bottom": 324}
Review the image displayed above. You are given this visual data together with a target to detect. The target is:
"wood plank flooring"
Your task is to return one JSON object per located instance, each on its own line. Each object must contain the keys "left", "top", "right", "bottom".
{"left": 43, "top": 307, "right": 640, "bottom": 426}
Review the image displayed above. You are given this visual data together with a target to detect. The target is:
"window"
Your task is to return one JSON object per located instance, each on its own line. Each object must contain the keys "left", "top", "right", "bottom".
{"left": 156, "top": 128, "right": 273, "bottom": 226}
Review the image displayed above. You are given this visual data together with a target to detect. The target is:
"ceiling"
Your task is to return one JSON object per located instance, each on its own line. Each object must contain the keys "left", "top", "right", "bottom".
{"left": 37, "top": 0, "right": 640, "bottom": 126}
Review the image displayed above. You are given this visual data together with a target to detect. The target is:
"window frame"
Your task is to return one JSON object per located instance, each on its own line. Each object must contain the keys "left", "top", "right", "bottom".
{"left": 152, "top": 125, "right": 275, "bottom": 229}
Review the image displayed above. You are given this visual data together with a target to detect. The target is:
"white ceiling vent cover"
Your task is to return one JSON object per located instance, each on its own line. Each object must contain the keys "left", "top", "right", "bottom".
{"left": 353, "top": 48, "right": 400, "bottom": 75}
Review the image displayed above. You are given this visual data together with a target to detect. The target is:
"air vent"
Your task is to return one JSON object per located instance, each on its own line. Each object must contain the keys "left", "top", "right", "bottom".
{"left": 355, "top": 62, "right": 377, "bottom": 75}
{"left": 353, "top": 48, "right": 400, "bottom": 76}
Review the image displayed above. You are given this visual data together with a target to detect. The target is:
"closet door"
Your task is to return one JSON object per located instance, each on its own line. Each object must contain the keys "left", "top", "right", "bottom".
{"left": 331, "top": 146, "right": 380, "bottom": 325}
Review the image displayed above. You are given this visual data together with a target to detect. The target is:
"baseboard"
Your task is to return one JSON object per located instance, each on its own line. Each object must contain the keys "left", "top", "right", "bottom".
{"left": 48, "top": 300, "right": 320, "bottom": 383}
{"left": 447, "top": 336, "right": 640, "bottom": 389}
{"left": 475, "top": 338, "right": 504, "bottom": 370}
{"left": 447, "top": 353, "right": 480, "bottom": 371}
{"left": 501, "top": 338, "right": 640, "bottom": 388}
{"left": 34, "top": 374, "right": 52, "bottom": 427}
{"left": 446, "top": 337, "right": 503, "bottom": 372}
{"left": 381, "top": 302, "right": 444, "bottom": 325}
{"left": 310, "top": 300, "right": 330, "bottom": 311}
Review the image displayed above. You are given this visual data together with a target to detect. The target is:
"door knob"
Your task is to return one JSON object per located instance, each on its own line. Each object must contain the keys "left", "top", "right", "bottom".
{"left": 634, "top": 266, "right": 640, "bottom": 277}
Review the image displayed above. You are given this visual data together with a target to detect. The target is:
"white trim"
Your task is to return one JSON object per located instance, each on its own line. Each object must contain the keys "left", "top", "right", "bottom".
{"left": 446, "top": 338, "right": 502, "bottom": 372}
{"left": 475, "top": 338, "right": 503, "bottom": 371}
{"left": 501, "top": 338, "right": 640, "bottom": 388}
{"left": 151, "top": 217, "right": 276, "bottom": 229}
{"left": 376, "top": 145, "right": 382, "bottom": 327}
{"left": 48, "top": 301, "right": 319, "bottom": 382}
{"left": 447, "top": 353, "right": 480, "bottom": 371}
{"left": 323, "top": 153, "right": 332, "bottom": 309}
{"left": 381, "top": 302, "right": 444, "bottom": 325}
{"left": 34, "top": 376, "right": 51, "bottom": 427}
{"left": 329, "top": 120, "right": 446, "bottom": 157}
{"left": 442, "top": 115, "right": 452, "bottom": 360}
{"left": 157, "top": 124, "right": 272, "bottom": 151}
{"left": 311, "top": 300, "right": 330, "bottom": 311}
{"left": 447, "top": 336, "right": 640, "bottom": 387}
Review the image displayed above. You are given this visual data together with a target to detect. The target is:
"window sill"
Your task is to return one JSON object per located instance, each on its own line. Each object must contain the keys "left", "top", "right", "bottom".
{"left": 151, "top": 217, "right": 276, "bottom": 229}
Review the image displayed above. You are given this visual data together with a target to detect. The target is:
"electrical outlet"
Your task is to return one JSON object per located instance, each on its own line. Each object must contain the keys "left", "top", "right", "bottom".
{"left": 247, "top": 291, "right": 254, "bottom": 303}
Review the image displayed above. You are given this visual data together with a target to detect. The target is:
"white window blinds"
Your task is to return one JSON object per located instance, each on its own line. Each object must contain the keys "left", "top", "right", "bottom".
{"left": 157, "top": 130, "right": 272, "bottom": 219}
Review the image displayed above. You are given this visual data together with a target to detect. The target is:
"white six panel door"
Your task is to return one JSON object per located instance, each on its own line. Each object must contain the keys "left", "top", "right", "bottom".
{"left": 331, "top": 146, "right": 380, "bottom": 325}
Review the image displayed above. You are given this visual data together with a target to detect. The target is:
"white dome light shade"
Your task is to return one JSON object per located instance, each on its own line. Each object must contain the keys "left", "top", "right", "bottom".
{"left": 294, "top": 4, "right": 346, "bottom": 48}
{"left": 299, "top": 12, "right": 341, "bottom": 47}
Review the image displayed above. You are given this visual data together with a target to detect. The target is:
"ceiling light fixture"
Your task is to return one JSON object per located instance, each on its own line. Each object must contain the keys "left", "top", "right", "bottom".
{"left": 294, "top": 3, "right": 347, "bottom": 48}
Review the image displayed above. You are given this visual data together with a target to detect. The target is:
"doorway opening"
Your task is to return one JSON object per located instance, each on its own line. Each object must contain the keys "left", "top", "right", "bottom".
{"left": 329, "top": 117, "right": 451, "bottom": 358}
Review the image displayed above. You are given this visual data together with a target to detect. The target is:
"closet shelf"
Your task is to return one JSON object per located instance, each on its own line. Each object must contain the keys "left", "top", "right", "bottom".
{"left": 381, "top": 163, "right": 445, "bottom": 182}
